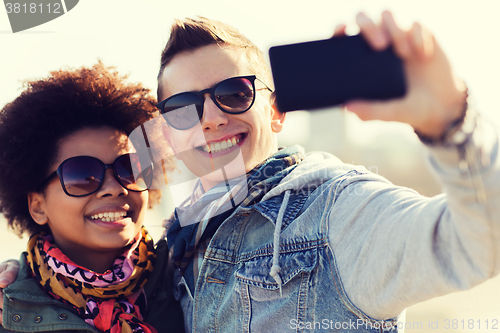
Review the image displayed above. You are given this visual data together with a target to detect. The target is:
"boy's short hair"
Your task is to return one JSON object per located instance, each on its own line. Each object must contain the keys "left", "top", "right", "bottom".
{"left": 0, "top": 62, "right": 158, "bottom": 237}
{"left": 157, "top": 17, "right": 273, "bottom": 98}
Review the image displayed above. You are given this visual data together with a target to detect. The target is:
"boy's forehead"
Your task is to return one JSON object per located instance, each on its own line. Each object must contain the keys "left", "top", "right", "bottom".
{"left": 158, "top": 45, "right": 251, "bottom": 99}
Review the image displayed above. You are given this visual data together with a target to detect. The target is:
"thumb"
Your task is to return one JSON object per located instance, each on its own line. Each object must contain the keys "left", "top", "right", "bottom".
{"left": 0, "top": 260, "right": 20, "bottom": 288}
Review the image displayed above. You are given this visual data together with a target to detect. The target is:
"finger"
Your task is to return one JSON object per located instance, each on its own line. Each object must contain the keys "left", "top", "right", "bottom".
{"left": 356, "top": 12, "right": 389, "bottom": 50}
{"left": 410, "top": 22, "right": 434, "bottom": 60}
{"left": 0, "top": 260, "right": 20, "bottom": 288}
{"left": 345, "top": 99, "right": 406, "bottom": 123}
{"left": 332, "top": 24, "right": 347, "bottom": 37}
{"left": 381, "top": 10, "right": 411, "bottom": 58}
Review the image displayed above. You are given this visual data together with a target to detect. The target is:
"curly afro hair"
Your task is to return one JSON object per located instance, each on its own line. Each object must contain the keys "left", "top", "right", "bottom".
{"left": 0, "top": 62, "right": 158, "bottom": 237}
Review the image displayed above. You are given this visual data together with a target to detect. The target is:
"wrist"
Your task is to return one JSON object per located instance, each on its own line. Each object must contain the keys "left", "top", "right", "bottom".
{"left": 413, "top": 78, "right": 468, "bottom": 137}
{"left": 414, "top": 88, "right": 477, "bottom": 146}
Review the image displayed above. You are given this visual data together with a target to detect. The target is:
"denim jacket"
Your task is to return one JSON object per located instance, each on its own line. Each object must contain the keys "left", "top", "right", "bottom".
{"left": 174, "top": 119, "right": 500, "bottom": 332}
{"left": 175, "top": 183, "right": 399, "bottom": 332}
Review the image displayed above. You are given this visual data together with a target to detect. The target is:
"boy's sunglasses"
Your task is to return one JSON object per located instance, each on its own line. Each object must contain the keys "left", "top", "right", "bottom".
{"left": 156, "top": 75, "right": 273, "bottom": 130}
{"left": 38, "top": 154, "right": 153, "bottom": 197}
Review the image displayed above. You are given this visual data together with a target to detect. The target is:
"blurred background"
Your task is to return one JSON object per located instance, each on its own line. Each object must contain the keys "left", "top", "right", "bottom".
{"left": 1, "top": 0, "right": 499, "bottom": 331}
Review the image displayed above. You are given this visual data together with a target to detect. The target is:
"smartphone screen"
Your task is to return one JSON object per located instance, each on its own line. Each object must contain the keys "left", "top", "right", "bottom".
{"left": 269, "top": 34, "right": 407, "bottom": 112}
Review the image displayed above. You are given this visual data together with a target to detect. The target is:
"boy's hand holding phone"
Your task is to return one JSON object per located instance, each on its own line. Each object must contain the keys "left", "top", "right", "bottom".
{"left": 270, "top": 11, "right": 467, "bottom": 140}
{"left": 347, "top": 11, "right": 467, "bottom": 139}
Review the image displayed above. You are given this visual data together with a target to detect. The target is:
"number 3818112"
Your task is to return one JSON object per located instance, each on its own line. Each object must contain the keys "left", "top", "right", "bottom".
{"left": 443, "top": 319, "right": 498, "bottom": 330}
{"left": 5, "top": 3, "right": 62, "bottom": 14}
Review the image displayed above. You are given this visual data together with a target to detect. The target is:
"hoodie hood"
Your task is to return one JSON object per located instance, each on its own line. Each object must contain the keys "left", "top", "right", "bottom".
{"left": 261, "top": 147, "right": 371, "bottom": 202}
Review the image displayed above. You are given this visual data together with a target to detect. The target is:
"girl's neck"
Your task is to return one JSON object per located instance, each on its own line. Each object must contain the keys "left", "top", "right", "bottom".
{"left": 60, "top": 246, "right": 124, "bottom": 273}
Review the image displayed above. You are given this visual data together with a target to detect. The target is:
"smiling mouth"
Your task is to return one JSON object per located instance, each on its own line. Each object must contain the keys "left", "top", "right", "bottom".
{"left": 89, "top": 211, "right": 129, "bottom": 222}
{"left": 196, "top": 134, "right": 244, "bottom": 154}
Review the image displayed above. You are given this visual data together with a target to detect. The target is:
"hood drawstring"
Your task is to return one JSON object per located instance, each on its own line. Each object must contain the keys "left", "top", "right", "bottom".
{"left": 269, "top": 190, "right": 290, "bottom": 297}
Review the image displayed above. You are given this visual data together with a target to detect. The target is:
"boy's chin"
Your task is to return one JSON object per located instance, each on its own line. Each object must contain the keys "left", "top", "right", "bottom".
{"left": 183, "top": 147, "right": 247, "bottom": 181}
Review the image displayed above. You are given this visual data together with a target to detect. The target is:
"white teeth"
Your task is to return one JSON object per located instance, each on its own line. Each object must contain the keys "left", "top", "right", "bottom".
{"left": 90, "top": 211, "right": 127, "bottom": 222}
{"left": 200, "top": 136, "right": 241, "bottom": 153}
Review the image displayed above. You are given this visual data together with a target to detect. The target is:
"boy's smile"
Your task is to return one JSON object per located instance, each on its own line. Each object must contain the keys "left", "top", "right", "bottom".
{"left": 159, "top": 44, "right": 285, "bottom": 191}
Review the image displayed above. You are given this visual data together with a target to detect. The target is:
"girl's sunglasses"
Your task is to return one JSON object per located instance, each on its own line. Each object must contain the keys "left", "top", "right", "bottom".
{"left": 156, "top": 75, "right": 273, "bottom": 130}
{"left": 38, "top": 154, "right": 153, "bottom": 197}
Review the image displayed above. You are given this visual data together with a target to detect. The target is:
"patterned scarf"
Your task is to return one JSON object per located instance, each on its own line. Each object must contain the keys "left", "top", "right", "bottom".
{"left": 166, "top": 146, "right": 304, "bottom": 293}
{"left": 27, "top": 228, "right": 157, "bottom": 333}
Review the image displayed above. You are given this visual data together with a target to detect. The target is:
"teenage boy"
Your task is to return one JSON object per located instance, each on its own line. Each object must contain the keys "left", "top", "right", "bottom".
{"left": 153, "top": 12, "right": 500, "bottom": 332}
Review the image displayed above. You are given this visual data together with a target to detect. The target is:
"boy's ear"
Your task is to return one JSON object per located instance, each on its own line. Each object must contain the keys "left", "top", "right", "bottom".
{"left": 27, "top": 192, "right": 48, "bottom": 226}
{"left": 270, "top": 92, "right": 286, "bottom": 133}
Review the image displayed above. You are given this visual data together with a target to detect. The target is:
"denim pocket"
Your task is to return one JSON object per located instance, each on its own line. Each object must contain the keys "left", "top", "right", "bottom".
{"left": 235, "top": 247, "right": 317, "bottom": 301}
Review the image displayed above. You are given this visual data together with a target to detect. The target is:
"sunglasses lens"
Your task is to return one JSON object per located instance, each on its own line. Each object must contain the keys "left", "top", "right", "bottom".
{"left": 162, "top": 94, "right": 203, "bottom": 130}
{"left": 115, "top": 154, "right": 153, "bottom": 192}
{"left": 215, "top": 78, "right": 254, "bottom": 113}
{"left": 61, "top": 157, "right": 103, "bottom": 196}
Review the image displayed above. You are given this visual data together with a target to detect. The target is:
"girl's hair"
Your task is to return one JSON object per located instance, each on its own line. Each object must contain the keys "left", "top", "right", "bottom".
{"left": 0, "top": 62, "right": 158, "bottom": 236}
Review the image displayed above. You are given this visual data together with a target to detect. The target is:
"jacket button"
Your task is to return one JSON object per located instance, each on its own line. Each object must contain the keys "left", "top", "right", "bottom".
{"left": 12, "top": 314, "right": 21, "bottom": 322}
{"left": 59, "top": 313, "right": 68, "bottom": 320}
{"left": 34, "top": 316, "right": 43, "bottom": 323}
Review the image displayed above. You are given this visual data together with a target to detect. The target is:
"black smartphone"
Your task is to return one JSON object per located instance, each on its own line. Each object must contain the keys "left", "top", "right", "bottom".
{"left": 268, "top": 34, "right": 407, "bottom": 112}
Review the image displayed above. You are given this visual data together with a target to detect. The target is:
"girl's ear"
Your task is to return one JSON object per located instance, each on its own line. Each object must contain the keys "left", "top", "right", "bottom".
{"left": 270, "top": 92, "right": 286, "bottom": 133}
{"left": 28, "top": 192, "right": 48, "bottom": 225}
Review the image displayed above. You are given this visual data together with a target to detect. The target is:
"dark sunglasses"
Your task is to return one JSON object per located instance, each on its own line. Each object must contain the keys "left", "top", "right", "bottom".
{"left": 38, "top": 154, "right": 153, "bottom": 197}
{"left": 156, "top": 75, "right": 273, "bottom": 130}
